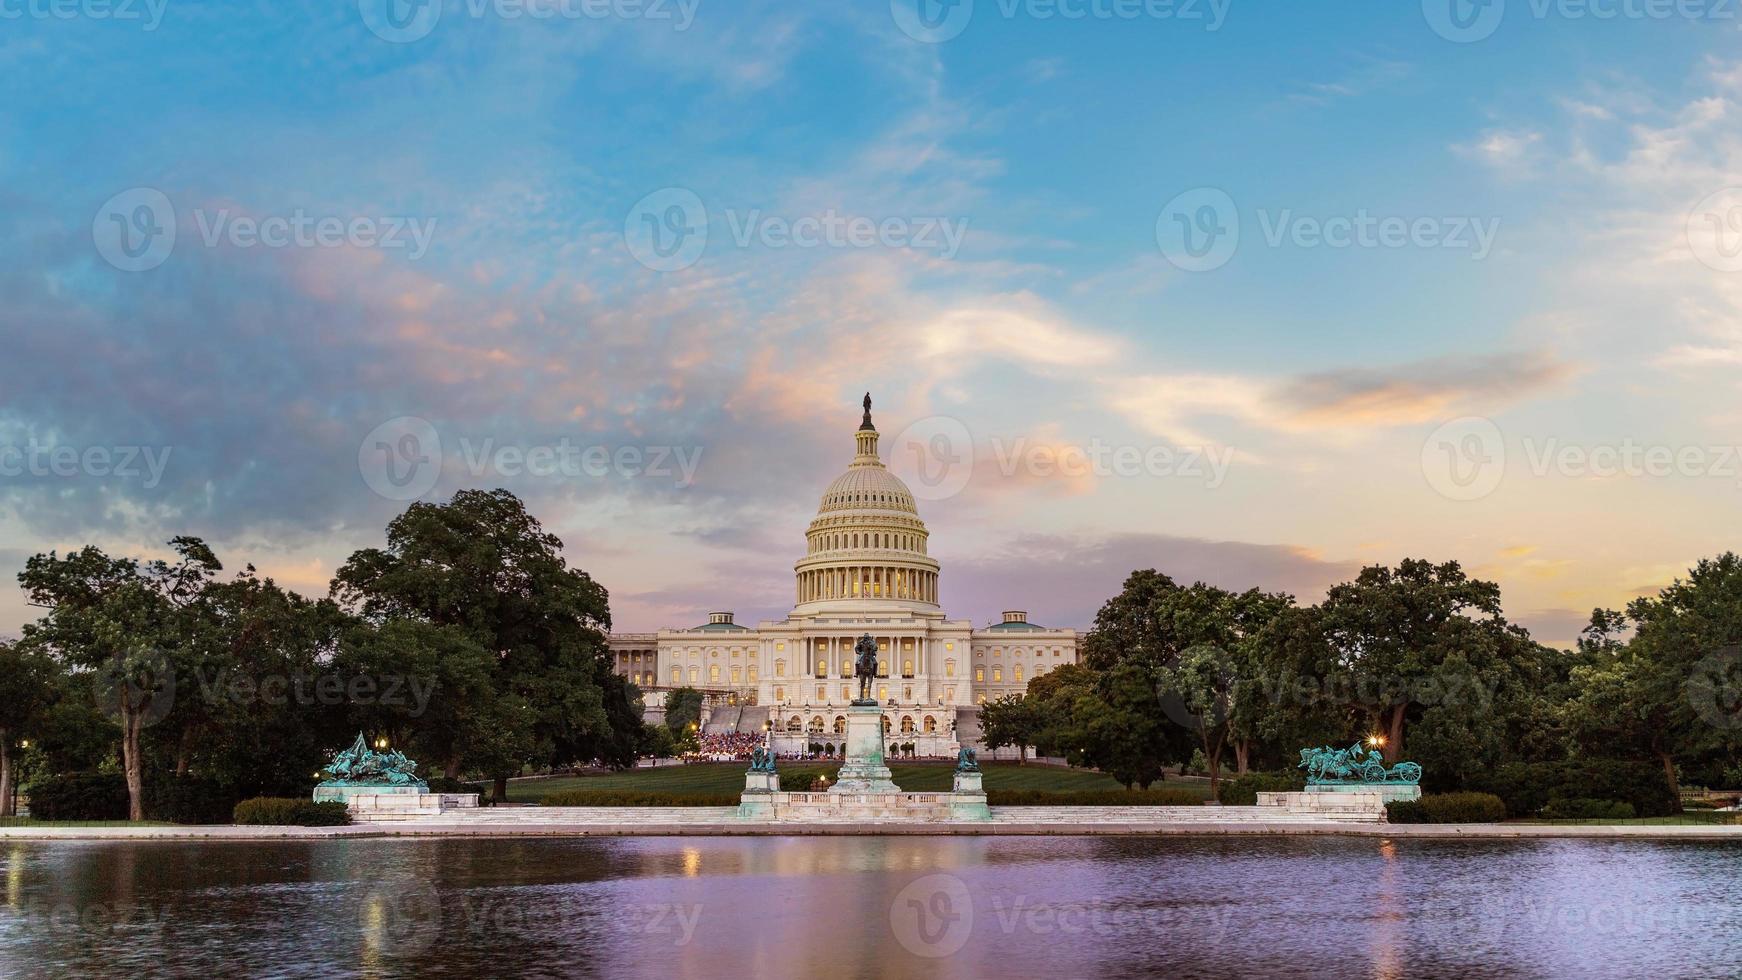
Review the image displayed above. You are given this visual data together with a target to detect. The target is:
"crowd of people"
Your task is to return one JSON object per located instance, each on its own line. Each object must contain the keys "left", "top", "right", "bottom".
{"left": 693, "top": 731, "right": 764, "bottom": 761}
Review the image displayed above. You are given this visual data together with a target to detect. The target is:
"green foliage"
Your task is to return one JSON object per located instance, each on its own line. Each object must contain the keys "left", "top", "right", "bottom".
{"left": 1385, "top": 792, "right": 1507, "bottom": 824}
{"left": 663, "top": 688, "right": 704, "bottom": 736}
{"left": 1541, "top": 798, "right": 1636, "bottom": 820}
{"left": 26, "top": 773, "right": 131, "bottom": 821}
{"left": 232, "top": 798, "right": 351, "bottom": 826}
{"left": 146, "top": 777, "right": 238, "bottom": 825}
{"left": 1472, "top": 759, "right": 1678, "bottom": 818}
{"left": 332, "top": 489, "right": 637, "bottom": 784}
{"left": 979, "top": 694, "right": 1044, "bottom": 761}
{"left": 1216, "top": 770, "right": 1306, "bottom": 806}
{"left": 988, "top": 788, "right": 1204, "bottom": 806}
{"left": 539, "top": 789, "right": 739, "bottom": 807}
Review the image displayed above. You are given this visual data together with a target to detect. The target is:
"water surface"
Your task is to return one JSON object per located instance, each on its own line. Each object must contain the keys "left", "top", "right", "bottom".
{"left": 0, "top": 835, "right": 1734, "bottom": 978}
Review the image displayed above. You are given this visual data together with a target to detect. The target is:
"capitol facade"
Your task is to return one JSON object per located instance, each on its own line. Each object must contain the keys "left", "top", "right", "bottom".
{"left": 609, "top": 395, "right": 1078, "bottom": 755}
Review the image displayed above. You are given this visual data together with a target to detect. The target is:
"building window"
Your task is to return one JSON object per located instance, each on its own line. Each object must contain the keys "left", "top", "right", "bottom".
{"left": 878, "top": 685, "right": 888, "bottom": 701}
{"left": 902, "top": 659, "right": 914, "bottom": 677}
{"left": 924, "top": 715, "right": 937, "bottom": 734}
{"left": 878, "top": 659, "right": 889, "bottom": 677}
{"left": 709, "top": 665, "right": 721, "bottom": 683}
{"left": 671, "top": 667, "right": 681, "bottom": 684}
{"left": 842, "top": 685, "right": 851, "bottom": 702}
{"left": 975, "top": 668, "right": 985, "bottom": 682}
{"left": 945, "top": 659, "right": 956, "bottom": 678}
{"left": 775, "top": 659, "right": 786, "bottom": 677}
{"left": 747, "top": 665, "right": 758, "bottom": 682}
{"left": 787, "top": 715, "right": 802, "bottom": 732}
{"left": 688, "top": 667, "right": 699, "bottom": 683}
{"left": 900, "top": 716, "right": 915, "bottom": 734}
{"left": 774, "top": 686, "right": 785, "bottom": 702}
{"left": 1014, "top": 665, "right": 1023, "bottom": 683}
{"left": 992, "top": 668, "right": 1003, "bottom": 683}
{"left": 834, "top": 716, "right": 846, "bottom": 734}
{"left": 816, "top": 661, "right": 827, "bottom": 678}
{"left": 731, "top": 666, "right": 742, "bottom": 684}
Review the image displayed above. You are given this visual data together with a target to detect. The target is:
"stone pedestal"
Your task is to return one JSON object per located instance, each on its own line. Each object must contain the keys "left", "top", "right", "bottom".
{"left": 1306, "top": 783, "right": 1421, "bottom": 803}
{"left": 313, "top": 782, "right": 427, "bottom": 806}
{"left": 737, "top": 769, "right": 779, "bottom": 819}
{"left": 950, "top": 770, "right": 991, "bottom": 821}
{"left": 829, "top": 703, "right": 900, "bottom": 794}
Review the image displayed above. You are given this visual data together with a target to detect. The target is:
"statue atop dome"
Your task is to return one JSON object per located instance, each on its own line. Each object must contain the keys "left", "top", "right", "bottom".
{"left": 860, "top": 391, "right": 875, "bottom": 431}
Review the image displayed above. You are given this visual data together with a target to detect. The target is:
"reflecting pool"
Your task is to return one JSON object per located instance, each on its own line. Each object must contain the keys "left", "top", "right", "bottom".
{"left": 1, "top": 835, "right": 1736, "bottom": 978}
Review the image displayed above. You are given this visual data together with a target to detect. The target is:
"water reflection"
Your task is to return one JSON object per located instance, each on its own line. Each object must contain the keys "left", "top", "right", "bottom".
{"left": 0, "top": 836, "right": 1737, "bottom": 978}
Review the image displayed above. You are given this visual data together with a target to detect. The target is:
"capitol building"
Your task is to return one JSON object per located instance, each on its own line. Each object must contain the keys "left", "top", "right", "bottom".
{"left": 609, "top": 395, "right": 1079, "bottom": 755}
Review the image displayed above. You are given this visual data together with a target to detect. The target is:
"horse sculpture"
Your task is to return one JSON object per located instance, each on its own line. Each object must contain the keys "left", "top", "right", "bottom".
{"left": 1297, "top": 742, "right": 1422, "bottom": 785}
{"left": 853, "top": 632, "right": 879, "bottom": 703}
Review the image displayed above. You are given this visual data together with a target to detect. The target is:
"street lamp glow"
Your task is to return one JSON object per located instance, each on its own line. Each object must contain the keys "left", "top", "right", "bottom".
{"left": 1367, "top": 734, "right": 1386, "bottom": 748}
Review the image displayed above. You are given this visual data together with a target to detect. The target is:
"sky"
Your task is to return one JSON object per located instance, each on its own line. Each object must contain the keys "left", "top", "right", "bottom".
{"left": 2, "top": 1, "right": 1740, "bottom": 644}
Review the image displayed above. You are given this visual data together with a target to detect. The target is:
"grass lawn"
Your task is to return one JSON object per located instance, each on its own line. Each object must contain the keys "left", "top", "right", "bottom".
{"left": 500, "top": 762, "right": 1189, "bottom": 803}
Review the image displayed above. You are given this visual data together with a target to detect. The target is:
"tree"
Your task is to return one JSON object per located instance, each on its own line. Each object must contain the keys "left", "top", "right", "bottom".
{"left": 979, "top": 694, "right": 1044, "bottom": 764}
{"left": 664, "top": 687, "right": 704, "bottom": 738}
{"left": 1565, "top": 554, "right": 1742, "bottom": 802}
{"left": 0, "top": 643, "right": 57, "bottom": 816}
{"left": 1265, "top": 559, "right": 1530, "bottom": 765}
{"left": 19, "top": 538, "right": 222, "bottom": 820}
{"left": 332, "top": 490, "right": 634, "bottom": 802}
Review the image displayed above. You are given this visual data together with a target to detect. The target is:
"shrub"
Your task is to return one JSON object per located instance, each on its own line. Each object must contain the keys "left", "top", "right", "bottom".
{"left": 26, "top": 773, "right": 130, "bottom": 821}
{"left": 147, "top": 777, "right": 239, "bottom": 825}
{"left": 1475, "top": 760, "right": 1677, "bottom": 818}
{"left": 989, "top": 788, "right": 1205, "bottom": 806}
{"left": 1540, "top": 797, "right": 1636, "bottom": 820}
{"left": 1385, "top": 792, "right": 1506, "bottom": 824}
{"left": 540, "top": 790, "right": 739, "bottom": 807}
{"left": 1216, "top": 771, "right": 1305, "bottom": 807}
{"left": 233, "top": 797, "right": 351, "bottom": 826}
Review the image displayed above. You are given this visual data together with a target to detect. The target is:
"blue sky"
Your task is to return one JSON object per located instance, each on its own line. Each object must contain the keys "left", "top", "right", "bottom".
{"left": 3, "top": 1, "right": 1740, "bottom": 642}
